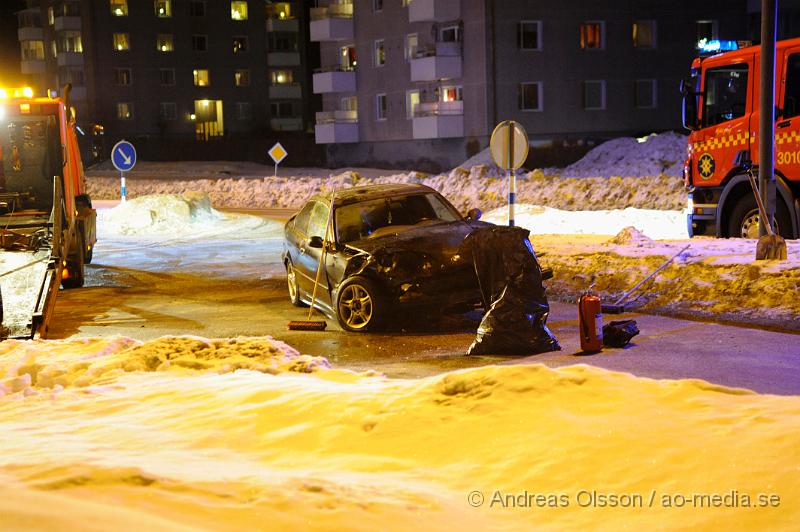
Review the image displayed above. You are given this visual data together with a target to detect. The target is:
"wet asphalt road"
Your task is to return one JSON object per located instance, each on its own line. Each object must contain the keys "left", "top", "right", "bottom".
{"left": 47, "top": 208, "right": 800, "bottom": 396}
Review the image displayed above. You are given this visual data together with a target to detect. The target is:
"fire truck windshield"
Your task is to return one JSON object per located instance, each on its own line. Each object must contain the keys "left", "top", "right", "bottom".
{"left": 703, "top": 64, "right": 749, "bottom": 127}
{"left": 0, "top": 115, "right": 59, "bottom": 212}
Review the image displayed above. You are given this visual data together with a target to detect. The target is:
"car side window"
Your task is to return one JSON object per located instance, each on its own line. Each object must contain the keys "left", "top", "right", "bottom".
{"left": 703, "top": 64, "right": 749, "bottom": 127}
{"left": 307, "top": 201, "right": 330, "bottom": 239}
{"left": 293, "top": 203, "right": 314, "bottom": 235}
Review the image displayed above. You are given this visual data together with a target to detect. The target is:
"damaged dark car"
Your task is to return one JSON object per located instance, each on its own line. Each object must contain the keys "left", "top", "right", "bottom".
{"left": 282, "top": 184, "right": 487, "bottom": 331}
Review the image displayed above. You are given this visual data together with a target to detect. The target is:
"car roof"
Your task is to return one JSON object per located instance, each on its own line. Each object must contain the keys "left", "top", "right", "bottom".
{"left": 311, "top": 183, "right": 439, "bottom": 207}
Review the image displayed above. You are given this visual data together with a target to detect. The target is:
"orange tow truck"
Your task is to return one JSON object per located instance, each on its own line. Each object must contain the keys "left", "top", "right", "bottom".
{"left": 0, "top": 85, "right": 96, "bottom": 339}
{"left": 682, "top": 38, "right": 800, "bottom": 239}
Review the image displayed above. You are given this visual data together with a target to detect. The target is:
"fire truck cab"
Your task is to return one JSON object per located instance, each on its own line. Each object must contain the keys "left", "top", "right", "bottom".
{"left": 682, "top": 38, "right": 800, "bottom": 239}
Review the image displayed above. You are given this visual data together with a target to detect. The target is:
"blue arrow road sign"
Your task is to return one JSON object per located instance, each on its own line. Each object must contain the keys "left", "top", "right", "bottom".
{"left": 111, "top": 140, "right": 137, "bottom": 172}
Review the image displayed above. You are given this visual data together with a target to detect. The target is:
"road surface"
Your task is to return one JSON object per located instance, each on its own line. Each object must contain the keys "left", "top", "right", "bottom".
{"left": 47, "top": 208, "right": 800, "bottom": 395}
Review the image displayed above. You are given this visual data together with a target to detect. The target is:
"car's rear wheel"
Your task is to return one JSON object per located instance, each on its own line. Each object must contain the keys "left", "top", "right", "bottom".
{"left": 286, "top": 260, "right": 305, "bottom": 307}
{"left": 336, "top": 276, "right": 385, "bottom": 332}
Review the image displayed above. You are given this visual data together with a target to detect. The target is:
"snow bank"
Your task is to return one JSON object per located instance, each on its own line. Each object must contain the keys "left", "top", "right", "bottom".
{"left": 559, "top": 132, "right": 687, "bottom": 178}
{"left": 0, "top": 250, "right": 49, "bottom": 338}
{"left": 0, "top": 336, "right": 798, "bottom": 530}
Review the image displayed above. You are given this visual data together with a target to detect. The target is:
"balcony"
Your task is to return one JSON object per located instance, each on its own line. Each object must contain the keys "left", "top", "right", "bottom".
{"left": 412, "top": 100, "right": 463, "bottom": 139}
{"left": 410, "top": 42, "right": 462, "bottom": 81}
{"left": 408, "top": 0, "right": 460, "bottom": 23}
{"left": 17, "top": 26, "right": 43, "bottom": 41}
{"left": 269, "top": 83, "right": 302, "bottom": 99}
{"left": 267, "top": 52, "right": 300, "bottom": 66}
{"left": 57, "top": 52, "right": 83, "bottom": 66}
{"left": 310, "top": 4, "right": 353, "bottom": 42}
{"left": 315, "top": 110, "right": 358, "bottom": 143}
{"left": 20, "top": 59, "right": 46, "bottom": 75}
{"left": 271, "top": 117, "right": 304, "bottom": 131}
{"left": 267, "top": 17, "right": 299, "bottom": 32}
{"left": 54, "top": 16, "right": 81, "bottom": 31}
{"left": 313, "top": 67, "right": 356, "bottom": 94}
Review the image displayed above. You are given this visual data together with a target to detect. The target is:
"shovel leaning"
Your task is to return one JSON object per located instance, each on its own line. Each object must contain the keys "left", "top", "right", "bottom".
{"left": 745, "top": 169, "right": 788, "bottom": 260}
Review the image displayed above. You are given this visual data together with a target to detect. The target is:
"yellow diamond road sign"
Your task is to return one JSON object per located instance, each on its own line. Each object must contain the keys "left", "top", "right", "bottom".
{"left": 269, "top": 142, "right": 288, "bottom": 165}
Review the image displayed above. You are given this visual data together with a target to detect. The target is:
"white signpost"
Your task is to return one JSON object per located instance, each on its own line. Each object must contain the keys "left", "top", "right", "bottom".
{"left": 489, "top": 121, "right": 529, "bottom": 226}
{"left": 268, "top": 142, "right": 288, "bottom": 177}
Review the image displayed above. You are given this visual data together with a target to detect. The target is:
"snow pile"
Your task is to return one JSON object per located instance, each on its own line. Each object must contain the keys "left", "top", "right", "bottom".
{"left": 0, "top": 336, "right": 798, "bottom": 529}
{"left": 560, "top": 132, "right": 687, "bottom": 178}
{"left": 606, "top": 226, "right": 657, "bottom": 247}
{"left": 0, "top": 335, "right": 330, "bottom": 395}
{"left": 0, "top": 250, "right": 49, "bottom": 338}
{"left": 484, "top": 204, "right": 688, "bottom": 240}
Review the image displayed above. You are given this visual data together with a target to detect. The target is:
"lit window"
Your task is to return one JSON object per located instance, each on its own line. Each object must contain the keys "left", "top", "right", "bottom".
{"left": 189, "top": 1, "right": 205, "bottom": 16}
{"left": 159, "top": 68, "right": 175, "bottom": 85}
{"left": 233, "top": 36, "right": 248, "bottom": 53}
{"left": 115, "top": 68, "right": 132, "bottom": 86}
{"left": 440, "top": 86, "right": 462, "bottom": 102}
{"left": 635, "top": 79, "right": 657, "bottom": 108}
{"left": 236, "top": 102, "right": 252, "bottom": 120}
{"left": 583, "top": 80, "right": 606, "bottom": 110}
{"left": 340, "top": 45, "right": 356, "bottom": 70}
{"left": 234, "top": 70, "right": 250, "bottom": 86}
{"left": 266, "top": 2, "right": 292, "bottom": 20}
{"left": 519, "top": 82, "right": 542, "bottom": 111}
{"left": 156, "top": 34, "right": 173, "bottom": 52}
{"left": 406, "top": 89, "right": 419, "bottom": 119}
{"left": 376, "top": 93, "right": 387, "bottom": 120}
{"left": 110, "top": 0, "right": 128, "bottom": 16}
{"left": 373, "top": 0, "right": 383, "bottom": 11}
{"left": 113, "top": 33, "right": 130, "bottom": 51}
{"left": 518, "top": 21, "right": 542, "bottom": 50}
{"left": 47, "top": 6, "right": 54, "bottom": 25}
{"left": 271, "top": 70, "right": 293, "bottom": 84}
{"left": 155, "top": 0, "right": 172, "bottom": 17}
{"left": 401, "top": 0, "right": 410, "bottom": 6}
{"left": 633, "top": 20, "right": 656, "bottom": 48}
{"left": 405, "top": 34, "right": 418, "bottom": 61}
{"left": 231, "top": 1, "right": 248, "bottom": 20}
{"left": 192, "top": 35, "right": 207, "bottom": 52}
{"left": 159, "top": 102, "right": 177, "bottom": 121}
{"left": 696, "top": 20, "right": 718, "bottom": 46}
{"left": 58, "top": 31, "right": 83, "bottom": 53}
{"left": 21, "top": 40, "right": 45, "bottom": 61}
{"left": 117, "top": 102, "right": 133, "bottom": 119}
{"left": 193, "top": 69, "right": 210, "bottom": 86}
{"left": 580, "top": 22, "right": 604, "bottom": 49}
{"left": 374, "top": 40, "right": 385, "bottom": 67}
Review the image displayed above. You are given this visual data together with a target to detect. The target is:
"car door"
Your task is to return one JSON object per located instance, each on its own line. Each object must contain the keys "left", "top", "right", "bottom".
{"left": 295, "top": 201, "right": 333, "bottom": 308}
{"left": 777, "top": 47, "right": 800, "bottom": 178}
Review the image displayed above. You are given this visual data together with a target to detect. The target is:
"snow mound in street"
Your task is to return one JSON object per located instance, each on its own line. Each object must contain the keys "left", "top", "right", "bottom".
{"left": 99, "top": 192, "right": 222, "bottom": 235}
{"left": 484, "top": 204, "right": 688, "bottom": 240}
{"left": 1, "top": 335, "right": 799, "bottom": 530}
{"left": 560, "top": 132, "right": 687, "bottom": 178}
{"left": 607, "top": 226, "right": 656, "bottom": 247}
{"left": 0, "top": 335, "right": 330, "bottom": 394}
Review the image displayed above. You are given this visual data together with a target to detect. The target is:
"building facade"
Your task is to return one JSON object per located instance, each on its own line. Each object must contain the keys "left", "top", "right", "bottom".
{"left": 17, "top": 0, "right": 317, "bottom": 160}
{"left": 311, "top": 0, "right": 747, "bottom": 171}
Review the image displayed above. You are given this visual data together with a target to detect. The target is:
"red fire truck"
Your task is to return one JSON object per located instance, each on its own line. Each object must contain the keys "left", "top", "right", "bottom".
{"left": 682, "top": 38, "right": 800, "bottom": 239}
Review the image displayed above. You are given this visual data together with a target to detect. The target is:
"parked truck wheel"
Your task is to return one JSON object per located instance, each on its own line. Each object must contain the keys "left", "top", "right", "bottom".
{"left": 62, "top": 233, "right": 85, "bottom": 289}
{"left": 728, "top": 195, "right": 792, "bottom": 239}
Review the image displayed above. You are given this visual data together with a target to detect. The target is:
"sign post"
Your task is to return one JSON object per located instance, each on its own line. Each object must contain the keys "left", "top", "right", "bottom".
{"left": 111, "top": 139, "right": 137, "bottom": 202}
{"left": 489, "top": 121, "right": 529, "bottom": 226}
{"left": 268, "top": 142, "right": 288, "bottom": 177}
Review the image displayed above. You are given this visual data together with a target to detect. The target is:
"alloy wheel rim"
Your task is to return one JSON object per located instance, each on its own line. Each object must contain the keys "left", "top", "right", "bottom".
{"left": 339, "top": 284, "right": 373, "bottom": 329}
{"left": 741, "top": 209, "right": 779, "bottom": 239}
{"left": 287, "top": 264, "right": 297, "bottom": 300}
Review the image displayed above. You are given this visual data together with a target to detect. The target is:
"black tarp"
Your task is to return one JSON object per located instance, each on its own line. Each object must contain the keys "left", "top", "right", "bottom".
{"left": 465, "top": 225, "right": 560, "bottom": 356}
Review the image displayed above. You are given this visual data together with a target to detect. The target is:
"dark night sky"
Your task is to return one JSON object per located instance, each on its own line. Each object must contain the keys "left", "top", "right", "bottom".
{"left": 0, "top": 0, "right": 26, "bottom": 86}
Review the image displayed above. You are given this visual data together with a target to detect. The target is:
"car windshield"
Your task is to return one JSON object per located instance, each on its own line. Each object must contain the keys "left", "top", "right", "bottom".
{"left": 334, "top": 192, "right": 461, "bottom": 243}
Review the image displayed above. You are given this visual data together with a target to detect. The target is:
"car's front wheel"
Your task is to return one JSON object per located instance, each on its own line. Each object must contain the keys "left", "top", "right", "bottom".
{"left": 286, "top": 260, "right": 306, "bottom": 307}
{"left": 336, "top": 276, "right": 385, "bottom": 332}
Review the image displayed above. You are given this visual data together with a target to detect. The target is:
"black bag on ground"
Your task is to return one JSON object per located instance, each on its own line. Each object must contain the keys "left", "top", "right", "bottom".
{"left": 465, "top": 226, "right": 560, "bottom": 356}
{"left": 602, "top": 320, "right": 639, "bottom": 348}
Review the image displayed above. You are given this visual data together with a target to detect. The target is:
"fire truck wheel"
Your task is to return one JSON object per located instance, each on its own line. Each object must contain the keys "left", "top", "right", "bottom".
{"left": 728, "top": 195, "right": 792, "bottom": 239}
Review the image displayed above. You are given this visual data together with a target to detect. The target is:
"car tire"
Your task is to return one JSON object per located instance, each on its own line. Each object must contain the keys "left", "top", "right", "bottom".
{"left": 286, "top": 260, "right": 306, "bottom": 307}
{"left": 336, "top": 276, "right": 386, "bottom": 332}
{"left": 728, "top": 195, "right": 792, "bottom": 239}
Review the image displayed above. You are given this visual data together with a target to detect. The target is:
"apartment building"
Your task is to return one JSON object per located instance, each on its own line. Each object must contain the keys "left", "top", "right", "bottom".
{"left": 311, "top": 0, "right": 746, "bottom": 171}
{"left": 17, "top": 0, "right": 314, "bottom": 158}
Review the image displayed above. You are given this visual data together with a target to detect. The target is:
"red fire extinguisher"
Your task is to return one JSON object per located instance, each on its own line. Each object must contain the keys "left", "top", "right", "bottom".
{"left": 578, "top": 290, "right": 603, "bottom": 353}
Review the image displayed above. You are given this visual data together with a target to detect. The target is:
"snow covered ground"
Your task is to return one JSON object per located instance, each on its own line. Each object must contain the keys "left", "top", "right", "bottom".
{"left": 1, "top": 336, "right": 798, "bottom": 530}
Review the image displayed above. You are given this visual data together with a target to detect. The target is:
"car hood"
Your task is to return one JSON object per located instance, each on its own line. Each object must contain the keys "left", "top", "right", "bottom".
{"left": 344, "top": 220, "right": 481, "bottom": 258}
